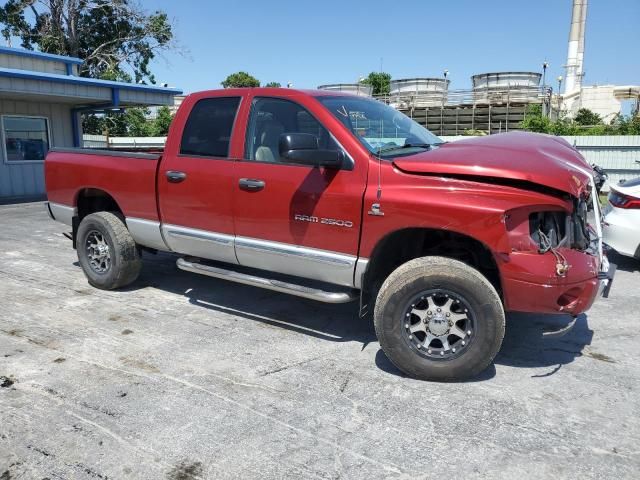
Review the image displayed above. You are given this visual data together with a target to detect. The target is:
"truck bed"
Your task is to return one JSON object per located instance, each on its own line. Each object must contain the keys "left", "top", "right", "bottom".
{"left": 45, "top": 147, "right": 162, "bottom": 221}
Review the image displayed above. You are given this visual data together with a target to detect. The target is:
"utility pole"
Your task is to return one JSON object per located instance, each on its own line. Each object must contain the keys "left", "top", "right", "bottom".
{"left": 557, "top": 76, "right": 564, "bottom": 114}
{"left": 542, "top": 62, "right": 549, "bottom": 116}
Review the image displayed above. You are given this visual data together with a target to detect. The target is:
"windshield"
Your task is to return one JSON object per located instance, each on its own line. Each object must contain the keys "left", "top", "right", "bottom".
{"left": 317, "top": 96, "right": 443, "bottom": 158}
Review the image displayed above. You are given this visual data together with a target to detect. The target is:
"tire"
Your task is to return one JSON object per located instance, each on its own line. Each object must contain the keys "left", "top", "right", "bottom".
{"left": 76, "top": 211, "right": 142, "bottom": 290}
{"left": 374, "top": 256, "right": 505, "bottom": 381}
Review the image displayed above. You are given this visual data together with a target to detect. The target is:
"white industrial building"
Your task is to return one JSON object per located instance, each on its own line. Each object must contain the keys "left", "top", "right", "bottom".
{"left": 0, "top": 46, "right": 181, "bottom": 202}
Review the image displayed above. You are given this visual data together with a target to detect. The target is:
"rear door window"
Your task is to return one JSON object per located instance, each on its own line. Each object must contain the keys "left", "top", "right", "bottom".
{"left": 180, "top": 97, "right": 241, "bottom": 158}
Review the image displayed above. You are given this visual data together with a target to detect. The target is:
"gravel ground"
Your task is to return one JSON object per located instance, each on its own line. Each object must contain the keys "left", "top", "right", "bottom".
{"left": 1, "top": 202, "right": 639, "bottom": 479}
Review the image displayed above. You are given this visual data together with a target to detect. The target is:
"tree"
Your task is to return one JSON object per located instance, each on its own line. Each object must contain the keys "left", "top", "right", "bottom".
{"left": 361, "top": 72, "right": 392, "bottom": 96}
{"left": 152, "top": 105, "right": 173, "bottom": 136}
{"left": 82, "top": 105, "right": 174, "bottom": 137}
{"left": 0, "top": 0, "right": 175, "bottom": 83}
{"left": 221, "top": 71, "right": 260, "bottom": 88}
{"left": 611, "top": 113, "right": 640, "bottom": 135}
{"left": 82, "top": 111, "right": 127, "bottom": 136}
{"left": 520, "top": 104, "right": 639, "bottom": 136}
{"left": 124, "top": 107, "right": 152, "bottom": 137}
{"left": 521, "top": 104, "right": 553, "bottom": 133}
{"left": 574, "top": 108, "right": 602, "bottom": 126}
{"left": 264, "top": 81, "right": 281, "bottom": 88}
{"left": 82, "top": 113, "right": 106, "bottom": 136}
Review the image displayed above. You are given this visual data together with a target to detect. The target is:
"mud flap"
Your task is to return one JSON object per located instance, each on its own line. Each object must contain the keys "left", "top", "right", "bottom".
{"left": 71, "top": 215, "right": 80, "bottom": 249}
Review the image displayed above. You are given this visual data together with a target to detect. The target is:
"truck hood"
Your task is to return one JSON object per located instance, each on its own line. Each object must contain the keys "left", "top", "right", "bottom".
{"left": 392, "top": 131, "right": 593, "bottom": 197}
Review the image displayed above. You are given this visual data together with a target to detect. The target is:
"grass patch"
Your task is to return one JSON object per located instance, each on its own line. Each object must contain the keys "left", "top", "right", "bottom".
{"left": 599, "top": 193, "right": 609, "bottom": 207}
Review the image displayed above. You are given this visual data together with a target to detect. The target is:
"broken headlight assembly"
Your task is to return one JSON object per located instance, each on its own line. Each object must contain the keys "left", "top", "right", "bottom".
{"left": 570, "top": 198, "right": 590, "bottom": 251}
{"left": 505, "top": 201, "right": 590, "bottom": 253}
{"left": 504, "top": 206, "right": 573, "bottom": 276}
{"left": 529, "top": 210, "right": 571, "bottom": 275}
{"left": 505, "top": 206, "right": 569, "bottom": 251}
{"left": 529, "top": 211, "right": 568, "bottom": 252}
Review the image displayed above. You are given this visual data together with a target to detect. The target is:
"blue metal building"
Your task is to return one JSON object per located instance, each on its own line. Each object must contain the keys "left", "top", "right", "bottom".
{"left": 0, "top": 46, "right": 182, "bottom": 201}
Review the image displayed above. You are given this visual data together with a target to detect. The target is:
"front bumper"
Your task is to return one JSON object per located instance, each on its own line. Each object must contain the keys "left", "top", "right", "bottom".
{"left": 501, "top": 248, "right": 613, "bottom": 315}
{"left": 503, "top": 276, "right": 599, "bottom": 315}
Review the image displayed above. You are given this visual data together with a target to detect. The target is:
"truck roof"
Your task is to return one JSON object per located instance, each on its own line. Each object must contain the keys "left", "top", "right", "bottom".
{"left": 184, "top": 87, "right": 361, "bottom": 99}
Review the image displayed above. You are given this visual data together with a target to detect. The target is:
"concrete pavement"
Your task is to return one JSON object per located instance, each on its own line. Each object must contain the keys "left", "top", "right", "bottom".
{"left": 1, "top": 202, "right": 639, "bottom": 479}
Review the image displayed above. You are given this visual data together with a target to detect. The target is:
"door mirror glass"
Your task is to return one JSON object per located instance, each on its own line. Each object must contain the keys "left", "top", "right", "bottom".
{"left": 279, "top": 132, "right": 318, "bottom": 151}
{"left": 279, "top": 133, "right": 343, "bottom": 168}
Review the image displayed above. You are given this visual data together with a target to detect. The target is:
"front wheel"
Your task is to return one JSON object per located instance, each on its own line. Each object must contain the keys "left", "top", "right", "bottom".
{"left": 374, "top": 256, "right": 505, "bottom": 381}
{"left": 76, "top": 211, "right": 142, "bottom": 290}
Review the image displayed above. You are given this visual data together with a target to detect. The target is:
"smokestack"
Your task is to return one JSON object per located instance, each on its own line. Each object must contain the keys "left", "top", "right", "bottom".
{"left": 577, "top": 0, "right": 587, "bottom": 83}
{"left": 565, "top": 0, "right": 587, "bottom": 94}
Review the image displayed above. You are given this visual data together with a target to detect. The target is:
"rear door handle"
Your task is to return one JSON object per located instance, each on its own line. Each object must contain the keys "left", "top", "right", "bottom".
{"left": 166, "top": 170, "right": 187, "bottom": 183}
{"left": 239, "top": 178, "right": 265, "bottom": 191}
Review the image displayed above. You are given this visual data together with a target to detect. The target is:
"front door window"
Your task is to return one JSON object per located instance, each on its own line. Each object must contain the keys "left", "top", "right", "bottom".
{"left": 244, "top": 97, "right": 340, "bottom": 164}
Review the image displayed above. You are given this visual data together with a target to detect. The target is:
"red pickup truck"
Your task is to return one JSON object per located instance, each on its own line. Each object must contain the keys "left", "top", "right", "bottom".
{"left": 45, "top": 88, "right": 614, "bottom": 381}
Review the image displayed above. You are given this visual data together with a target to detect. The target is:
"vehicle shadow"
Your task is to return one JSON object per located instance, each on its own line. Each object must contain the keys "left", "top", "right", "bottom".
{"left": 495, "top": 312, "right": 593, "bottom": 376}
{"left": 375, "top": 313, "right": 592, "bottom": 381}
{"left": 117, "top": 252, "right": 593, "bottom": 381}
{"left": 130, "top": 252, "right": 374, "bottom": 345}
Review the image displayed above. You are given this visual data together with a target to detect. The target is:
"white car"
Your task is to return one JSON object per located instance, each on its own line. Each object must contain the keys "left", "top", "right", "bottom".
{"left": 603, "top": 178, "right": 640, "bottom": 259}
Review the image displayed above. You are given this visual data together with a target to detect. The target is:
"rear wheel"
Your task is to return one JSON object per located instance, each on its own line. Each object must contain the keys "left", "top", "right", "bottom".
{"left": 77, "top": 211, "right": 142, "bottom": 290}
{"left": 374, "top": 256, "right": 505, "bottom": 381}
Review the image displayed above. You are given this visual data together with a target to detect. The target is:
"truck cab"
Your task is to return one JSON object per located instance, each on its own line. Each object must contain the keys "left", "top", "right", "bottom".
{"left": 157, "top": 89, "right": 368, "bottom": 288}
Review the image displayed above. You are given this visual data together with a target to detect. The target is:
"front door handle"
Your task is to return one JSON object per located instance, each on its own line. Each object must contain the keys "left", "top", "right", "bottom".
{"left": 166, "top": 170, "right": 187, "bottom": 183}
{"left": 239, "top": 178, "right": 265, "bottom": 191}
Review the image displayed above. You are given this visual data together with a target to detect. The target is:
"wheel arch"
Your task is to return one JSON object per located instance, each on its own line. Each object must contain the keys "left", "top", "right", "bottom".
{"left": 71, "top": 188, "right": 124, "bottom": 249}
{"left": 75, "top": 187, "right": 124, "bottom": 220}
{"left": 359, "top": 227, "right": 503, "bottom": 317}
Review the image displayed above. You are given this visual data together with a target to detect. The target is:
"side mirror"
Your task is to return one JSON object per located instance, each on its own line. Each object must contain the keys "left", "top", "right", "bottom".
{"left": 279, "top": 133, "right": 343, "bottom": 168}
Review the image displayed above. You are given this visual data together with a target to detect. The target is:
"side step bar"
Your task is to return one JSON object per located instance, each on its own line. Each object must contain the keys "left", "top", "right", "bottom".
{"left": 176, "top": 258, "right": 358, "bottom": 304}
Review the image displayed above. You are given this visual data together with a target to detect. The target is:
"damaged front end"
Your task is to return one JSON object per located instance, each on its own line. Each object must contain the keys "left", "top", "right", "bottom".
{"left": 530, "top": 189, "right": 614, "bottom": 283}
{"left": 528, "top": 198, "right": 590, "bottom": 253}
{"left": 391, "top": 131, "right": 615, "bottom": 313}
{"left": 501, "top": 175, "right": 614, "bottom": 317}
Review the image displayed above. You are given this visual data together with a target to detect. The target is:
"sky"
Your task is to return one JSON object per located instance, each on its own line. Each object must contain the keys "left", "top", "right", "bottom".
{"left": 145, "top": 0, "right": 639, "bottom": 94}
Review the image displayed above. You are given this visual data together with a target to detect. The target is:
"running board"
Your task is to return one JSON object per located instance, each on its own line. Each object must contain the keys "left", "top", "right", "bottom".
{"left": 176, "top": 258, "right": 358, "bottom": 304}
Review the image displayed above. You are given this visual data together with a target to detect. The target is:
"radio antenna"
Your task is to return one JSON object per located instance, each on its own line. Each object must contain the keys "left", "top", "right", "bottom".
{"left": 376, "top": 136, "right": 383, "bottom": 200}
{"left": 368, "top": 119, "right": 385, "bottom": 216}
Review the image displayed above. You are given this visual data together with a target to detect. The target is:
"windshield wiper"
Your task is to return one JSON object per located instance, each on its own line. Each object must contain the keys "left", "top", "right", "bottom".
{"left": 377, "top": 143, "right": 432, "bottom": 155}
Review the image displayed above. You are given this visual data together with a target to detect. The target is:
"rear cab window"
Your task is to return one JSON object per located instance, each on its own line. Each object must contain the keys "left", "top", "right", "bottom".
{"left": 180, "top": 97, "right": 241, "bottom": 158}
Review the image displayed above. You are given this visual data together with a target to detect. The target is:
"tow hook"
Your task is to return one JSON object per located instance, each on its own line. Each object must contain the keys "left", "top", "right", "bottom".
{"left": 542, "top": 315, "right": 578, "bottom": 338}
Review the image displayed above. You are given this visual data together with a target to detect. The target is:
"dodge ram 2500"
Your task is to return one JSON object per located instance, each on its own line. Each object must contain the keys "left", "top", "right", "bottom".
{"left": 45, "top": 88, "right": 614, "bottom": 381}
